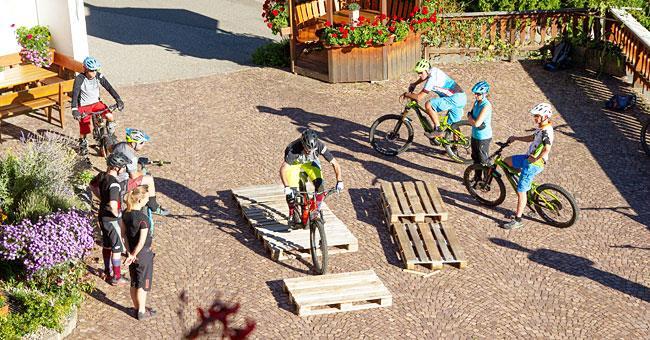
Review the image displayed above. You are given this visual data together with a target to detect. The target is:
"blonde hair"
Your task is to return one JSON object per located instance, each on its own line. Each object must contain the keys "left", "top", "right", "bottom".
{"left": 125, "top": 185, "right": 149, "bottom": 212}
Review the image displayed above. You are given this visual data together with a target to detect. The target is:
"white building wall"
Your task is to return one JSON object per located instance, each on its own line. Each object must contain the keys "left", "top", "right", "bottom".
{"left": 0, "top": 0, "right": 88, "bottom": 60}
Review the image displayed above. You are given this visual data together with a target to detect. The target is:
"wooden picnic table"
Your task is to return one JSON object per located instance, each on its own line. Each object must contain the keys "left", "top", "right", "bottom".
{"left": 0, "top": 64, "right": 57, "bottom": 91}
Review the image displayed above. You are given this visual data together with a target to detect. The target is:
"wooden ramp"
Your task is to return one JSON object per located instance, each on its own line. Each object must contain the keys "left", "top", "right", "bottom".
{"left": 283, "top": 270, "right": 392, "bottom": 316}
{"left": 391, "top": 221, "right": 467, "bottom": 270}
{"left": 380, "top": 181, "right": 449, "bottom": 223}
{"left": 232, "top": 184, "right": 358, "bottom": 261}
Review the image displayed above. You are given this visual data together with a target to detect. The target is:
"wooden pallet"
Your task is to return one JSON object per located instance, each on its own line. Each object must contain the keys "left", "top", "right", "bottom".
{"left": 390, "top": 220, "right": 467, "bottom": 270}
{"left": 231, "top": 184, "right": 358, "bottom": 261}
{"left": 283, "top": 270, "right": 392, "bottom": 316}
{"left": 380, "top": 181, "right": 449, "bottom": 223}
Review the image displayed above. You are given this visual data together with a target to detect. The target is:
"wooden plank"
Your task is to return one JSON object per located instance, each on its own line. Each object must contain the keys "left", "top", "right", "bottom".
{"left": 431, "top": 224, "right": 453, "bottom": 261}
{"left": 402, "top": 182, "right": 425, "bottom": 220}
{"left": 380, "top": 181, "right": 400, "bottom": 222}
{"left": 415, "top": 181, "right": 435, "bottom": 214}
{"left": 284, "top": 270, "right": 376, "bottom": 288}
{"left": 391, "top": 223, "right": 417, "bottom": 266}
{"left": 418, "top": 222, "right": 443, "bottom": 264}
{"left": 392, "top": 182, "right": 413, "bottom": 215}
{"left": 424, "top": 182, "right": 448, "bottom": 221}
{"left": 440, "top": 223, "right": 467, "bottom": 268}
{"left": 406, "top": 222, "right": 429, "bottom": 262}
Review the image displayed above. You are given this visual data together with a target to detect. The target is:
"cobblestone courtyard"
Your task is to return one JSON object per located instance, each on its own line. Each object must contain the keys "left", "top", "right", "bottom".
{"left": 1, "top": 61, "right": 648, "bottom": 338}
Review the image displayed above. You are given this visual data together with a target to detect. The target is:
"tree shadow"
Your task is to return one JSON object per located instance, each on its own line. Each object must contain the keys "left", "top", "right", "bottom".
{"left": 153, "top": 177, "right": 310, "bottom": 274}
{"left": 490, "top": 237, "right": 650, "bottom": 303}
{"left": 520, "top": 60, "right": 650, "bottom": 230}
{"left": 85, "top": 4, "right": 273, "bottom": 64}
{"left": 256, "top": 105, "right": 463, "bottom": 183}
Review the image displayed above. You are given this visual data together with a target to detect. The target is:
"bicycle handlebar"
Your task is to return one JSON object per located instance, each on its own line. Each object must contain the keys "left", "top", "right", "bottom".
{"left": 293, "top": 187, "right": 338, "bottom": 196}
{"left": 488, "top": 141, "right": 512, "bottom": 159}
{"left": 78, "top": 104, "right": 119, "bottom": 120}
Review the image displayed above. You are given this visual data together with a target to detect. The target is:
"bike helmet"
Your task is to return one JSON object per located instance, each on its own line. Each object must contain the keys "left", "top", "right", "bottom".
{"left": 301, "top": 129, "right": 319, "bottom": 150}
{"left": 530, "top": 103, "right": 553, "bottom": 118}
{"left": 413, "top": 59, "right": 431, "bottom": 73}
{"left": 125, "top": 128, "right": 150, "bottom": 144}
{"left": 471, "top": 80, "right": 490, "bottom": 94}
{"left": 83, "top": 56, "right": 101, "bottom": 71}
{"left": 107, "top": 151, "right": 130, "bottom": 168}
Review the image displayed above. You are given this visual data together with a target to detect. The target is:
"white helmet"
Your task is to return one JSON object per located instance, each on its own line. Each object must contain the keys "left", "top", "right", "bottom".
{"left": 530, "top": 103, "right": 553, "bottom": 118}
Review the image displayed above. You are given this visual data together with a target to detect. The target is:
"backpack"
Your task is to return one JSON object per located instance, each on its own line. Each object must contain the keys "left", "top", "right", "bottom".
{"left": 544, "top": 40, "right": 572, "bottom": 71}
{"left": 605, "top": 94, "right": 636, "bottom": 111}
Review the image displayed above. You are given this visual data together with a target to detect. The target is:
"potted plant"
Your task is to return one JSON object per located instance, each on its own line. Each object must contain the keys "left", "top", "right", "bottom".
{"left": 348, "top": 2, "right": 361, "bottom": 25}
{"left": 262, "top": 0, "right": 290, "bottom": 36}
{"left": 15, "top": 25, "right": 54, "bottom": 67}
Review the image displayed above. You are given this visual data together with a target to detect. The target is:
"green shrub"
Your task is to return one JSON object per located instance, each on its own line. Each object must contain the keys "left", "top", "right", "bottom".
{"left": 252, "top": 39, "right": 290, "bottom": 67}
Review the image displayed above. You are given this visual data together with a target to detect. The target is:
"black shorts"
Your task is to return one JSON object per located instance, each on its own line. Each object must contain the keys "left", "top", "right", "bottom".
{"left": 471, "top": 138, "right": 492, "bottom": 165}
{"left": 129, "top": 249, "right": 154, "bottom": 291}
{"left": 100, "top": 217, "right": 123, "bottom": 253}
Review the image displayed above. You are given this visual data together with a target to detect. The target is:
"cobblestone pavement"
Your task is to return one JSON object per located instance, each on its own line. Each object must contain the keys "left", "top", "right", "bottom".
{"left": 2, "top": 62, "right": 649, "bottom": 339}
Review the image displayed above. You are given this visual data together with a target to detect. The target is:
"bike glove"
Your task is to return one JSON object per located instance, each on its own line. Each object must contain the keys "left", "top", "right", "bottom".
{"left": 72, "top": 109, "right": 81, "bottom": 121}
{"left": 335, "top": 181, "right": 344, "bottom": 193}
{"left": 283, "top": 186, "right": 294, "bottom": 196}
{"left": 116, "top": 99, "right": 125, "bottom": 111}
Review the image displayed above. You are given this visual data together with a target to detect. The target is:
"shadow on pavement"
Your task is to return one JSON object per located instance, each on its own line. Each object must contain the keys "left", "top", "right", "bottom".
{"left": 89, "top": 288, "right": 135, "bottom": 318}
{"left": 265, "top": 280, "right": 296, "bottom": 314}
{"left": 491, "top": 237, "right": 650, "bottom": 303}
{"left": 85, "top": 4, "right": 273, "bottom": 63}
{"left": 521, "top": 60, "right": 650, "bottom": 230}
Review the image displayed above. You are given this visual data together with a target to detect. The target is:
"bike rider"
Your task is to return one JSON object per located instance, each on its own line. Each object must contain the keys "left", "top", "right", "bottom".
{"left": 403, "top": 59, "right": 467, "bottom": 139}
{"left": 468, "top": 80, "right": 493, "bottom": 180}
{"left": 98, "top": 152, "right": 131, "bottom": 285}
{"left": 112, "top": 128, "right": 170, "bottom": 216}
{"left": 71, "top": 56, "right": 124, "bottom": 155}
{"left": 280, "top": 129, "right": 344, "bottom": 227}
{"left": 502, "top": 103, "right": 555, "bottom": 230}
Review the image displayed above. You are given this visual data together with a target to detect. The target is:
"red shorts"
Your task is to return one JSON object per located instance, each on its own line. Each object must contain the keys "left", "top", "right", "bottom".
{"left": 78, "top": 101, "right": 109, "bottom": 135}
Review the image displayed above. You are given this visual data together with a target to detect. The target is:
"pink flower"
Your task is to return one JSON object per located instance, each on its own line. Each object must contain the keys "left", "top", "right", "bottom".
{"left": 27, "top": 34, "right": 33, "bottom": 39}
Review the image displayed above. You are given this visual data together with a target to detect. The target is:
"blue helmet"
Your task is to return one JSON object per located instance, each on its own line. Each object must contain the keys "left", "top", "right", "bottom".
{"left": 83, "top": 56, "right": 101, "bottom": 71}
{"left": 471, "top": 80, "right": 490, "bottom": 95}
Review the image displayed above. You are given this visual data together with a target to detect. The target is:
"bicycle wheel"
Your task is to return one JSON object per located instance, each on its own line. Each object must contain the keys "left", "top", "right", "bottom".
{"left": 444, "top": 120, "right": 472, "bottom": 164}
{"left": 641, "top": 119, "right": 650, "bottom": 156}
{"left": 310, "top": 218, "right": 328, "bottom": 275}
{"left": 463, "top": 163, "right": 506, "bottom": 206}
{"left": 369, "top": 114, "right": 414, "bottom": 156}
{"left": 533, "top": 183, "right": 579, "bottom": 228}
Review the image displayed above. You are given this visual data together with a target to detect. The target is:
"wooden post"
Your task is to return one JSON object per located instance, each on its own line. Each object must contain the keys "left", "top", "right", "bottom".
{"left": 289, "top": 0, "right": 296, "bottom": 73}
{"left": 381, "top": 0, "right": 388, "bottom": 80}
{"left": 326, "top": 0, "right": 334, "bottom": 25}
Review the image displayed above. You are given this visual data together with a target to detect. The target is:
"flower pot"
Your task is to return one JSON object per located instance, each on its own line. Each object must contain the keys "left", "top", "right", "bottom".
{"left": 350, "top": 10, "right": 359, "bottom": 26}
{"left": 280, "top": 26, "right": 292, "bottom": 37}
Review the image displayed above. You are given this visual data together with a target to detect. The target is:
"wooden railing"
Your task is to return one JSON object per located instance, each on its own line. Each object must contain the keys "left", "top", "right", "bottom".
{"left": 425, "top": 8, "right": 597, "bottom": 57}
{"left": 608, "top": 8, "right": 650, "bottom": 94}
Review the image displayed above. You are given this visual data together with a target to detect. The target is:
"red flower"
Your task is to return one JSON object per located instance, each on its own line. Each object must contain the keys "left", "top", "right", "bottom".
{"left": 332, "top": 33, "right": 338, "bottom": 38}
{"left": 272, "top": 9, "right": 279, "bottom": 16}
{"left": 26, "top": 34, "right": 32, "bottom": 39}
{"left": 350, "top": 26, "right": 355, "bottom": 31}
{"left": 429, "top": 15, "right": 436, "bottom": 22}
{"left": 359, "top": 16, "right": 366, "bottom": 22}
{"left": 389, "top": 26, "right": 395, "bottom": 32}
{"left": 339, "top": 26, "right": 345, "bottom": 33}
{"left": 325, "top": 20, "right": 331, "bottom": 27}
{"left": 414, "top": 6, "right": 419, "bottom": 12}
{"left": 267, "top": 23, "right": 273, "bottom": 28}
{"left": 380, "top": 14, "right": 387, "bottom": 20}
{"left": 392, "top": 15, "right": 398, "bottom": 21}
{"left": 262, "top": 12, "right": 266, "bottom": 17}
{"left": 366, "top": 38, "right": 373, "bottom": 45}
{"left": 422, "top": 7, "right": 429, "bottom": 15}
{"left": 342, "top": 32, "right": 348, "bottom": 38}
{"left": 378, "top": 30, "right": 383, "bottom": 35}
{"left": 372, "top": 21, "right": 378, "bottom": 27}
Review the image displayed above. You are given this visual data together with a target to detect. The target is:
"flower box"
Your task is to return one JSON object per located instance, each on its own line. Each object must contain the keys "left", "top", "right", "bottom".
{"left": 280, "top": 26, "right": 292, "bottom": 36}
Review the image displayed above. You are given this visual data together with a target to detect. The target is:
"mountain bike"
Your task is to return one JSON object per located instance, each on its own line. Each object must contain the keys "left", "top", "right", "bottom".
{"left": 291, "top": 175, "right": 338, "bottom": 275}
{"left": 463, "top": 141, "right": 579, "bottom": 228}
{"left": 641, "top": 119, "right": 650, "bottom": 156}
{"left": 137, "top": 157, "right": 171, "bottom": 238}
{"left": 369, "top": 98, "right": 472, "bottom": 163}
{"left": 78, "top": 104, "right": 119, "bottom": 158}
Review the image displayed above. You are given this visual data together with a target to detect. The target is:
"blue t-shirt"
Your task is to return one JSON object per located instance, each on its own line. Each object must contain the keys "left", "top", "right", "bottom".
{"left": 470, "top": 98, "right": 492, "bottom": 140}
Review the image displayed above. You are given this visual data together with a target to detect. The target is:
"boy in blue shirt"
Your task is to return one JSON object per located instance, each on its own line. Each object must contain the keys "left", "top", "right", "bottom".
{"left": 467, "top": 81, "right": 493, "bottom": 177}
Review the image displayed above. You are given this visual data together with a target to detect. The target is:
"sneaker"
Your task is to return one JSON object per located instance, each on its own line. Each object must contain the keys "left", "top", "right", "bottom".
{"left": 152, "top": 206, "right": 170, "bottom": 216}
{"left": 288, "top": 213, "right": 302, "bottom": 229}
{"left": 109, "top": 277, "right": 130, "bottom": 286}
{"left": 502, "top": 218, "right": 524, "bottom": 230}
{"left": 137, "top": 308, "right": 158, "bottom": 321}
{"left": 424, "top": 130, "right": 445, "bottom": 139}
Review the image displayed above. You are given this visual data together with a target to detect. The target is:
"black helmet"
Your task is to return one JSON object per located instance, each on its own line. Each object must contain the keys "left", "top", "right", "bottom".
{"left": 107, "top": 152, "right": 130, "bottom": 168}
{"left": 301, "top": 129, "right": 319, "bottom": 150}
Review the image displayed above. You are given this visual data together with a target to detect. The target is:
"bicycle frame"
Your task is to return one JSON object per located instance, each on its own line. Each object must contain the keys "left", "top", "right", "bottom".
{"left": 294, "top": 189, "right": 332, "bottom": 226}
{"left": 398, "top": 101, "right": 469, "bottom": 146}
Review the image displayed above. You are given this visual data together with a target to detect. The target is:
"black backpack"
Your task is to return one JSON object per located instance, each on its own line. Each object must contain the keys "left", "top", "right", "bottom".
{"left": 544, "top": 40, "right": 572, "bottom": 71}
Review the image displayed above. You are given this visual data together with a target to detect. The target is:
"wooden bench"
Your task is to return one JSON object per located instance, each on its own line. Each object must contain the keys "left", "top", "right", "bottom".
{"left": 0, "top": 79, "right": 73, "bottom": 141}
{"left": 41, "top": 52, "right": 84, "bottom": 85}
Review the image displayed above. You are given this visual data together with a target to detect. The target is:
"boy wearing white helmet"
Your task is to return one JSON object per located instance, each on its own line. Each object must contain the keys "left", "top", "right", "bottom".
{"left": 502, "top": 103, "right": 555, "bottom": 229}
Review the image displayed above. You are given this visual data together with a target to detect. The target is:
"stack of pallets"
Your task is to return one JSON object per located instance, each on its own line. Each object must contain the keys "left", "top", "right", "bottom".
{"left": 380, "top": 181, "right": 467, "bottom": 271}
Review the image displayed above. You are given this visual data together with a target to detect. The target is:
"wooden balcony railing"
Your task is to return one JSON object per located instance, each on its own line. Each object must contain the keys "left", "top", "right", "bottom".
{"left": 608, "top": 8, "right": 650, "bottom": 93}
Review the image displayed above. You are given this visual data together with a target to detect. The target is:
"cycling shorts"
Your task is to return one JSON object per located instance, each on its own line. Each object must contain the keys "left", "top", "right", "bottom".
{"left": 285, "top": 162, "right": 322, "bottom": 188}
{"left": 77, "top": 101, "right": 108, "bottom": 135}
{"left": 429, "top": 92, "right": 467, "bottom": 124}
{"left": 511, "top": 154, "right": 544, "bottom": 193}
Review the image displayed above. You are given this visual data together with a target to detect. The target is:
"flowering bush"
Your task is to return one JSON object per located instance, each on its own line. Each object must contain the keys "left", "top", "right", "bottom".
{"left": 262, "top": 0, "right": 289, "bottom": 35}
{"left": 0, "top": 209, "right": 94, "bottom": 276}
{"left": 14, "top": 25, "right": 52, "bottom": 67}
{"left": 409, "top": 3, "right": 438, "bottom": 32}
{"left": 321, "top": 15, "right": 393, "bottom": 48}
{"left": 388, "top": 19, "right": 411, "bottom": 42}
{"left": 0, "top": 133, "right": 87, "bottom": 224}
